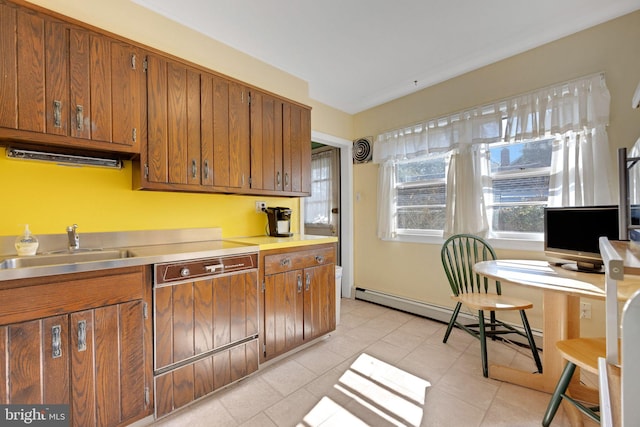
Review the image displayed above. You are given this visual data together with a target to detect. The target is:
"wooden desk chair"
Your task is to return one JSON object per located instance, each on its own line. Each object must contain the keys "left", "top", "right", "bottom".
{"left": 441, "top": 234, "right": 543, "bottom": 378}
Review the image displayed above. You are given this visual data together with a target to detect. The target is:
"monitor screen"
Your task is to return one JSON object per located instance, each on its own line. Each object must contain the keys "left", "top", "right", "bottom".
{"left": 543, "top": 205, "right": 620, "bottom": 273}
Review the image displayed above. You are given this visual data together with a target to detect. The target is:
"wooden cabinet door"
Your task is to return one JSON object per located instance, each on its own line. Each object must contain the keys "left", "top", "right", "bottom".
{"left": 110, "top": 41, "right": 145, "bottom": 148}
{"left": 201, "top": 74, "right": 250, "bottom": 190}
{"left": 146, "top": 55, "right": 201, "bottom": 186}
{"left": 70, "top": 301, "right": 146, "bottom": 427}
{"left": 303, "top": 264, "right": 336, "bottom": 342}
{"left": 250, "top": 90, "right": 283, "bottom": 191}
{"left": 283, "top": 102, "right": 311, "bottom": 195}
{"left": 263, "top": 270, "right": 304, "bottom": 358}
{"left": 0, "top": 315, "right": 69, "bottom": 404}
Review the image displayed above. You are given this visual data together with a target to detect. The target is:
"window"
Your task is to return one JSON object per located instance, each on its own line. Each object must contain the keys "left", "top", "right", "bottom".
{"left": 375, "top": 74, "right": 612, "bottom": 243}
{"left": 395, "top": 154, "right": 448, "bottom": 235}
{"left": 391, "top": 137, "right": 553, "bottom": 239}
{"left": 485, "top": 138, "right": 553, "bottom": 238}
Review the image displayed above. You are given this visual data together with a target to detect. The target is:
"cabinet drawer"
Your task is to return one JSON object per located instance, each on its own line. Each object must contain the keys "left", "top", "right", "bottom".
{"left": 0, "top": 267, "right": 144, "bottom": 326}
{"left": 264, "top": 246, "right": 335, "bottom": 275}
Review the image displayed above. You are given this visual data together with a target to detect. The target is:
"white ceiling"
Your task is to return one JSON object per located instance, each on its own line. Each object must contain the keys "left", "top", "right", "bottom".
{"left": 133, "top": 0, "right": 640, "bottom": 114}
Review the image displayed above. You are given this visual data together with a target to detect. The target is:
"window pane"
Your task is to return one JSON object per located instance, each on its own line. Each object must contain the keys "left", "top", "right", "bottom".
{"left": 397, "top": 185, "right": 446, "bottom": 206}
{"left": 397, "top": 207, "right": 446, "bottom": 230}
{"left": 397, "top": 158, "right": 446, "bottom": 183}
{"left": 489, "top": 139, "right": 553, "bottom": 172}
{"left": 492, "top": 176, "right": 550, "bottom": 203}
{"left": 395, "top": 155, "right": 448, "bottom": 232}
{"left": 492, "top": 205, "right": 545, "bottom": 233}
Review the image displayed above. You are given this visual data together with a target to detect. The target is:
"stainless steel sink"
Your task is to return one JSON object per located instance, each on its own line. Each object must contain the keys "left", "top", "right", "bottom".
{"left": 0, "top": 249, "right": 132, "bottom": 269}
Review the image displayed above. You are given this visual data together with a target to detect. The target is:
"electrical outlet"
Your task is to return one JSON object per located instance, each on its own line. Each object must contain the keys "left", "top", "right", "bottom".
{"left": 580, "top": 302, "right": 591, "bottom": 319}
{"left": 255, "top": 201, "right": 266, "bottom": 213}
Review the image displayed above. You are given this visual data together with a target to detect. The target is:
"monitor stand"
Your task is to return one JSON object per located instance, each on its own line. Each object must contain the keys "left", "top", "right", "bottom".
{"left": 560, "top": 262, "right": 605, "bottom": 274}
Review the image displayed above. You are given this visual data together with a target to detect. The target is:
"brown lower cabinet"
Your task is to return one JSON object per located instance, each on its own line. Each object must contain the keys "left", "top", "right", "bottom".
{"left": 153, "top": 270, "right": 258, "bottom": 419}
{"left": 261, "top": 243, "right": 336, "bottom": 362}
{"left": 0, "top": 266, "right": 152, "bottom": 427}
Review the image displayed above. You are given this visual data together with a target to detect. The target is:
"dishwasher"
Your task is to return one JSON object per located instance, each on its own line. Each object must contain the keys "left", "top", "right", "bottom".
{"left": 152, "top": 250, "right": 259, "bottom": 418}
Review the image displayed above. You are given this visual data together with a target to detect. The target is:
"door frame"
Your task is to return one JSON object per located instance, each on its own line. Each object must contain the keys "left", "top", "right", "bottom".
{"left": 301, "top": 131, "right": 354, "bottom": 298}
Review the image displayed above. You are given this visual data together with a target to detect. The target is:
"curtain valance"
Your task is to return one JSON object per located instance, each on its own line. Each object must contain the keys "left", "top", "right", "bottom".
{"left": 373, "top": 73, "right": 610, "bottom": 163}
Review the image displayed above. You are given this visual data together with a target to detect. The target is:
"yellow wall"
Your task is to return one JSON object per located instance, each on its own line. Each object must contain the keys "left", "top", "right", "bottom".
{"left": 0, "top": 0, "right": 354, "bottom": 239}
{"left": 352, "top": 11, "right": 640, "bottom": 336}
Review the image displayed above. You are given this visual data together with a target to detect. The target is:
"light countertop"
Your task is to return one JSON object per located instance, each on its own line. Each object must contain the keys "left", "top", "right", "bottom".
{"left": 226, "top": 234, "right": 337, "bottom": 251}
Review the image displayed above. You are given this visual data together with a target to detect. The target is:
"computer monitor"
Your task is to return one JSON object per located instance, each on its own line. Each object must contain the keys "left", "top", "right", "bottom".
{"left": 543, "top": 205, "right": 619, "bottom": 273}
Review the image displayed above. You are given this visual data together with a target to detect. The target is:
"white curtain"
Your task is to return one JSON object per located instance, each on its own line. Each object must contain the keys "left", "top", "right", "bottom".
{"left": 377, "top": 161, "right": 396, "bottom": 239}
{"left": 374, "top": 73, "right": 612, "bottom": 237}
{"left": 305, "top": 150, "right": 333, "bottom": 224}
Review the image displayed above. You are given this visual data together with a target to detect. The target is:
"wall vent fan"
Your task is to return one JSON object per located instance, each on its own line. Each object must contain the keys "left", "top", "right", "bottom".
{"left": 353, "top": 137, "right": 373, "bottom": 164}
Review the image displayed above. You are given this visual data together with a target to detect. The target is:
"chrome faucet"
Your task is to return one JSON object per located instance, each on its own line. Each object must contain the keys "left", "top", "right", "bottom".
{"left": 67, "top": 224, "right": 80, "bottom": 251}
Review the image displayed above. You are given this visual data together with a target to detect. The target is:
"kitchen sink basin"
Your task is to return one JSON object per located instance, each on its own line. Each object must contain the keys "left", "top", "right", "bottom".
{"left": 0, "top": 249, "right": 132, "bottom": 270}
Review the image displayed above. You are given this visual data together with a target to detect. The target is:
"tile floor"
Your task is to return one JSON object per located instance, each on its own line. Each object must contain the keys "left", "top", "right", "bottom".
{"left": 147, "top": 298, "right": 597, "bottom": 427}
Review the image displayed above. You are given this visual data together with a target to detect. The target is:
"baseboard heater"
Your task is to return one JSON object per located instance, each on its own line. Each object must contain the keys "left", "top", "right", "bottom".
{"left": 354, "top": 287, "right": 542, "bottom": 349}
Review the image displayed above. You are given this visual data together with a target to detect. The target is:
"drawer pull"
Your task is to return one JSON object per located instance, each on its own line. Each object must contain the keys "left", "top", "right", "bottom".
{"left": 280, "top": 258, "right": 291, "bottom": 267}
{"left": 52, "top": 325, "right": 62, "bottom": 359}
{"left": 297, "top": 274, "right": 302, "bottom": 293}
{"left": 77, "top": 320, "right": 87, "bottom": 352}
{"left": 315, "top": 255, "right": 325, "bottom": 264}
{"left": 205, "top": 264, "right": 223, "bottom": 273}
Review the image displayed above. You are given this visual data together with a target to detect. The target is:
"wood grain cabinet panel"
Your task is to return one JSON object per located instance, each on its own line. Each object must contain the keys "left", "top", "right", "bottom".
{"left": 0, "top": 267, "right": 152, "bottom": 427}
{"left": 0, "top": 0, "right": 144, "bottom": 153}
{"left": 153, "top": 270, "right": 259, "bottom": 419}
{"left": 261, "top": 244, "right": 336, "bottom": 362}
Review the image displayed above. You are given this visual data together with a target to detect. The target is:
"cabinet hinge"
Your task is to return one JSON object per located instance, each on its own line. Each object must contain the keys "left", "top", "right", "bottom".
{"left": 144, "top": 387, "right": 150, "bottom": 406}
{"left": 263, "top": 343, "right": 266, "bottom": 355}
{"left": 144, "top": 164, "right": 149, "bottom": 179}
{"left": 262, "top": 280, "right": 265, "bottom": 292}
{"left": 143, "top": 302, "right": 148, "bottom": 319}
{"left": 143, "top": 57, "right": 148, "bottom": 72}
{"left": 248, "top": 93, "right": 251, "bottom": 105}
{"left": 131, "top": 54, "right": 137, "bottom": 70}
{"left": 132, "top": 127, "right": 137, "bottom": 143}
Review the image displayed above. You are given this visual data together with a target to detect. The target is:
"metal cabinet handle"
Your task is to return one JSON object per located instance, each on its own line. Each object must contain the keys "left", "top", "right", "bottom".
{"left": 297, "top": 274, "right": 302, "bottom": 293}
{"left": 315, "top": 255, "right": 324, "bottom": 264}
{"left": 204, "top": 264, "right": 223, "bottom": 273}
{"left": 285, "top": 172, "right": 289, "bottom": 187}
{"left": 277, "top": 171, "right": 281, "bottom": 185}
{"left": 76, "top": 105, "right": 83, "bottom": 131}
{"left": 203, "top": 160, "right": 209, "bottom": 180}
{"left": 52, "top": 325, "right": 62, "bottom": 359}
{"left": 305, "top": 272, "right": 310, "bottom": 291}
{"left": 77, "top": 320, "right": 87, "bottom": 352}
{"left": 53, "top": 100, "right": 62, "bottom": 128}
{"left": 191, "top": 159, "right": 197, "bottom": 179}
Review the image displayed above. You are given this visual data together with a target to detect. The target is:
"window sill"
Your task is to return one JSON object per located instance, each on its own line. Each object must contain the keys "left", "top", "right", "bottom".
{"left": 391, "top": 234, "right": 544, "bottom": 252}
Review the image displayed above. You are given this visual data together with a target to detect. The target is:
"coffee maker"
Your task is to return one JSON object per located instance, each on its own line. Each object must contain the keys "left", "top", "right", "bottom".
{"left": 264, "top": 207, "right": 293, "bottom": 237}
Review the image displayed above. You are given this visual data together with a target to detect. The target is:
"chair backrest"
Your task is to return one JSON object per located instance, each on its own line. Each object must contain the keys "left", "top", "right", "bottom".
{"left": 441, "top": 234, "right": 499, "bottom": 296}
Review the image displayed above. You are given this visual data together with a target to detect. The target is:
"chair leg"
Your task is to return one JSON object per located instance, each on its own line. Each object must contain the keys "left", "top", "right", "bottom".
{"left": 478, "top": 309, "right": 488, "bottom": 378}
{"left": 443, "top": 302, "right": 462, "bottom": 343}
{"left": 519, "top": 310, "right": 543, "bottom": 374}
{"left": 542, "top": 361, "right": 576, "bottom": 427}
{"left": 489, "top": 310, "right": 497, "bottom": 341}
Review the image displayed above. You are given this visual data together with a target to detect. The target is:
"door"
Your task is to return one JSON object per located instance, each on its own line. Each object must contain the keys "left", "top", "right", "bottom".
{"left": 304, "top": 145, "right": 341, "bottom": 262}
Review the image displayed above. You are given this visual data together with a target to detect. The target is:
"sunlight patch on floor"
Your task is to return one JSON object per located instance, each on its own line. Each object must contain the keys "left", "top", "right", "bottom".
{"left": 300, "top": 353, "right": 431, "bottom": 426}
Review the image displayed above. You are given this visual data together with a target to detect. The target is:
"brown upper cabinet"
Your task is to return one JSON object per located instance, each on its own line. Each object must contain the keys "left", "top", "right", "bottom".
{"left": 0, "top": 1, "right": 145, "bottom": 154}
{"left": 250, "top": 90, "right": 311, "bottom": 196}
{"left": 1, "top": 0, "right": 311, "bottom": 197}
